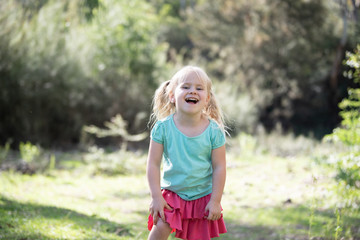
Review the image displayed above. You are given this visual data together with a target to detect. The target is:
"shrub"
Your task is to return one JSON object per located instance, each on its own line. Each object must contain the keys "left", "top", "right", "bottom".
{"left": 83, "top": 114, "right": 148, "bottom": 149}
{"left": 0, "top": 140, "right": 11, "bottom": 165}
{"left": 324, "top": 45, "right": 360, "bottom": 190}
{"left": 0, "top": 0, "right": 167, "bottom": 146}
{"left": 19, "top": 141, "right": 41, "bottom": 164}
{"left": 185, "top": 0, "right": 353, "bottom": 134}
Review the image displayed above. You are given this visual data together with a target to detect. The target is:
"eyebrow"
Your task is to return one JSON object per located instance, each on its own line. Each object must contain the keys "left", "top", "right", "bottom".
{"left": 181, "top": 82, "right": 205, "bottom": 87}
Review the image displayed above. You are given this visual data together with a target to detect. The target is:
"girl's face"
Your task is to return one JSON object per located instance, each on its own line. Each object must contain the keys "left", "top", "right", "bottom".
{"left": 170, "top": 71, "right": 210, "bottom": 116}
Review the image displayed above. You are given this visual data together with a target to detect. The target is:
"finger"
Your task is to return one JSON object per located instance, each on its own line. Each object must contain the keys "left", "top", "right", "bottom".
{"left": 204, "top": 208, "right": 209, "bottom": 216}
{"left": 204, "top": 205, "right": 209, "bottom": 213}
{"left": 160, "top": 210, "right": 166, "bottom": 222}
{"left": 153, "top": 212, "right": 159, "bottom": 225}
{"left": 165, "top": 204, "right": 173, "bottom": 211}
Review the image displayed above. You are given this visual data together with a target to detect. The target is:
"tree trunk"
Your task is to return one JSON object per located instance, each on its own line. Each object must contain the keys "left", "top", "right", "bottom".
{"left": 330, "top": 0, "right": 348, "bottom": 97}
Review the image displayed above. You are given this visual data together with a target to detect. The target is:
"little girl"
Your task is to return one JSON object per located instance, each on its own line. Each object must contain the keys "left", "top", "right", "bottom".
{"left": 147, "top": 66, "right": 227, "bottom": 240}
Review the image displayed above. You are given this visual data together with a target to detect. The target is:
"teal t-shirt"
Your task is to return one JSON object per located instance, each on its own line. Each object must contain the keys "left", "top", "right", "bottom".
{"left": 151, "top": 114, "right": 226, "bottom": 201}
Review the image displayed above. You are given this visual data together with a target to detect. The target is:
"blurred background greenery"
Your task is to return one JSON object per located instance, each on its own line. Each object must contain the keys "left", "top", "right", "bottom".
{"left": 1, "top": 1, "right": 360, "bottom": 239}
{"left": 1, "top": 0, "right": 359, "bottom": 148}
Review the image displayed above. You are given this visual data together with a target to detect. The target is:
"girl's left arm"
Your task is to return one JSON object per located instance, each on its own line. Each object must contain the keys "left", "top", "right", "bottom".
{"left": 205, "top": 145, "right": 226, "bottom": 221}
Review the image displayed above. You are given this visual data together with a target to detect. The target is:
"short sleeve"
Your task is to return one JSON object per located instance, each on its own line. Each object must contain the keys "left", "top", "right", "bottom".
{"left": 151, "top": 121, "right": 164, "bottom": 144}
{"left": 211, "top": 122, "right": 226, "bottom": 149}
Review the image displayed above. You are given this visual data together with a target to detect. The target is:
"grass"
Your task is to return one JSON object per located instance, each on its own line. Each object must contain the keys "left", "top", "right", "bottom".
{"left": 0, "top": 143, "right": 360, "bottom": 239}
{"left": 0, "top": 171, "right": 149, "bottom": 239}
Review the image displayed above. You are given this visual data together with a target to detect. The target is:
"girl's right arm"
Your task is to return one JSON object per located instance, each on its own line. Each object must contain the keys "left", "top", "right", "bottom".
{"left": 146, "top": 140, "right": 172, "bottom": 225}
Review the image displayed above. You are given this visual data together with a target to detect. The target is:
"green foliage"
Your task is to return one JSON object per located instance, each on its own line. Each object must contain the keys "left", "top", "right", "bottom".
{"left": 1, "top": 0, "right": 360, "bottom": 147}
{"left": 346, "top": 45, "right": 360, "bottom": 83}
{"left": 330, "top": 88, "right": 360, "bottom": 146}
{"left": 215, "top": 82, "right": 259, "bottom": 133}
{"left": 0, "top": 140, "right": 11, "bottom": 165}
{"left": 48, "top": 154, "right": 56, "bottom": 171}
{"left": 2, "top": 147, "right": 360, "bottom": 239}
{"left": 0, "top": 0, "right": 167, "bottom": 146}
{"left": 83, "top": 114, "right": 148, "bottom": 175}
{"left": 229, "top": 133, "right": 258, "bottom": 158}
{"left": 18, "top": 141, "right": 51, "bottom": 174}
{"left": 14, "top": 142, "right": 59, "bottom": 174}
{"left": 334, "top": 208, "right": 343, "bottom": 240}
{"left": 324, "top": 46, "right": 360, "bottom": 192}
{"left": 182, "top": 0, "right": 354, "bottom": 134}
{"left": 19, "top": 142, "right": 41, "bottom": 164}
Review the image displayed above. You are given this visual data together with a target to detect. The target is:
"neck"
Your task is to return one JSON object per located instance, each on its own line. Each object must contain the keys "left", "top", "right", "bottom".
{"left": 173, "top": 112, "right": 203, "bottom": 127}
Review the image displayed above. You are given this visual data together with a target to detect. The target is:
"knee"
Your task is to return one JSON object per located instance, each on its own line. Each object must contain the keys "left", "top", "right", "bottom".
{"left": 158, "top": 219, "right": 172, "bottom": 231}
{"left": 148, "top": 219, "right": 172, "bottom": 240}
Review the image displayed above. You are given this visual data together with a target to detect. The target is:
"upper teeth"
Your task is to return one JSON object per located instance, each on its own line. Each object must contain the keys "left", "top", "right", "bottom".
{"left": 186, "top": 98, "right": 198, "bottom": 101}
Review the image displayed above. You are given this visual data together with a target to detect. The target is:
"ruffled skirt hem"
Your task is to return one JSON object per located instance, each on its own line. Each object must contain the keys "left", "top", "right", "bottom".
{"left": 148, "top": 190, "right": 227, "bottom": 240}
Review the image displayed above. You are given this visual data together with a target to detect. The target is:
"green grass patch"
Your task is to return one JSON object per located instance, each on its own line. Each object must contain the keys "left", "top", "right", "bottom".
{"left": 0, "top": 149, "right": 360, "bottom": 239}
{"left": 0, "top": 195, "right": 130, "bottom": 240}
{"left": 0, "top": 171, "right": 150, "bottom": 239}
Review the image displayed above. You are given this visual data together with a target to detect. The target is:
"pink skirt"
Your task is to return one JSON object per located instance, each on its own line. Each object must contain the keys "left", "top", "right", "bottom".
{"left": 148, "top": 189, "right": 227, "bottom": 240}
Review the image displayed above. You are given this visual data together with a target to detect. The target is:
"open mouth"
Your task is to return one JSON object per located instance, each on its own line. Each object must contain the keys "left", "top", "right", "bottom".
{"left": 185, "top": 97, "right": 199, "bottom": 104}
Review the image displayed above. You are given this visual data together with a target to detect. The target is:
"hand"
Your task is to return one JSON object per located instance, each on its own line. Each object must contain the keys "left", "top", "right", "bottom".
{"left": 149, "top": 196, "right": 173, "bottom": 225}
{"left": 205, "top": 199, "right": 222, "bottom": 221}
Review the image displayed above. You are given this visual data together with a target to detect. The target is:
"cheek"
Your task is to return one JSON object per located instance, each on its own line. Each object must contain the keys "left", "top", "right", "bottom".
{"left": 175, "top": 88, "right": 184, "bottom": 98}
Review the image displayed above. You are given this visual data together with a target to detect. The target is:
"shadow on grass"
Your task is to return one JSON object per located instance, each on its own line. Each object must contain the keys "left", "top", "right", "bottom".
{"left": 0, "top": 195, "right": 131, "bottom": 240}
{"left": 2, "top": 193, "right": 359, "bottom": 240}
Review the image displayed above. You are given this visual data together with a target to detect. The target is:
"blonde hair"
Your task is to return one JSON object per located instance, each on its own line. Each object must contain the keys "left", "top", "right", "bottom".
{"left": 150, "top": 66, "right": 226, "bottom": 131}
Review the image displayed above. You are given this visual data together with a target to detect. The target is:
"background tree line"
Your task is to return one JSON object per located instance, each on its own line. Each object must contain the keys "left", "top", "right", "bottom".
{"left": 0, "top": 0, "right": 359, "bottom": 147}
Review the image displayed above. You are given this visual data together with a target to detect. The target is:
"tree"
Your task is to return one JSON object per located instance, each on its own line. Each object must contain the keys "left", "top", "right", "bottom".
{"left": 184, "top": 0, "right": 359, "bottom": 135}
{"left": 330, "top": 0, "right": 359, "bottom": 98}
{"left": 0, "top": 0, "right": 167, "bottom": 146}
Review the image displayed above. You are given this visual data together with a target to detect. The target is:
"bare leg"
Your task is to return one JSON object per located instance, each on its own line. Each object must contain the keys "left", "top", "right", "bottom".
{"left": 148, "top": 218, "right": 172, "bottom": 240}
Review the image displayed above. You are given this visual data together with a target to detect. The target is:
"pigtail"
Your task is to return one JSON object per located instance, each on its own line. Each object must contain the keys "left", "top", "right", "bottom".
{"left": 149, "top": 80, "right": 175, "bottom": 128}
{"left": 204, "top": 91, "right": 226, "bottom": 133}
{"left": 149, "top": 65, "right": 228, "bottom": 134}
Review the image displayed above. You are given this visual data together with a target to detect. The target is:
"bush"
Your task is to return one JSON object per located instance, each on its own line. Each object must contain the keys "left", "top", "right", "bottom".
{"left": 19, "top": 141, "right": 41, "bottom": 164}
{"left": 0, "top": 140, "right": 11, "bottom": 165}
{"left": 184, "top": 0, "right": 354, "bottom": 134}
{"left": 324, "top": 45, "right": 360, "bottom": 190}
{"left": 214, "top": 81, "right": 259, "bottom": 134}
{"left": 0, "top": 0, "right": 167, "bottom": 147}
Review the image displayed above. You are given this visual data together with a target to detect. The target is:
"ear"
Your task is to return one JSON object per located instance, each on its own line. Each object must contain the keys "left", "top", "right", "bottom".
{"left": 169, "top": 92, "right": 175, "bottom": 104}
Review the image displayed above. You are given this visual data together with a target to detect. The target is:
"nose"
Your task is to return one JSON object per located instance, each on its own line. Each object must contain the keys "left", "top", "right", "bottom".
{"left": 189, "top": 87, "right": 198, "bottom": 94}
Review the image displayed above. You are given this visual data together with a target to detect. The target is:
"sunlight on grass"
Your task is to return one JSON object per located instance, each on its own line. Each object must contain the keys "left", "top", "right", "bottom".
{"left": 0, "top": 170, "right": 149, "bottom": 239}
{"left": 1, "top": 147, "right": 360, "bottom": 239}
{"left": 222, "top": 152, "right": 359, "bottom": 239}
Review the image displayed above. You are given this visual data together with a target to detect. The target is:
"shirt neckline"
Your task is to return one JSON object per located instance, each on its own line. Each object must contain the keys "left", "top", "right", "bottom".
{"left": 171, "top": 114, "right": 211, "bottom": 139}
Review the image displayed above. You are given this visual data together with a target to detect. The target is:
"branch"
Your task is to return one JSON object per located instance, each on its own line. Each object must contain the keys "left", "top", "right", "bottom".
{"left": 83, "top": 114, "right": 148, "bottom": 142}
